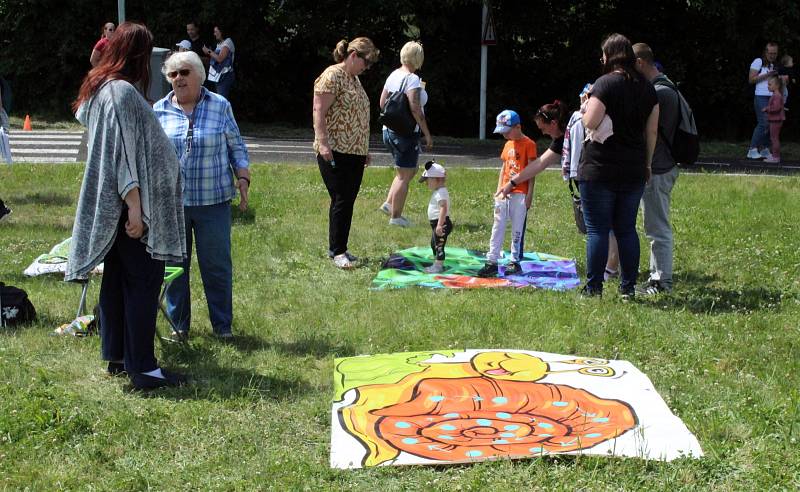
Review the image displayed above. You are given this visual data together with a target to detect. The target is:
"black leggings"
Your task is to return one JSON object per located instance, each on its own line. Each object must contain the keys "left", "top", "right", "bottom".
{"left": 317, "top": 151, "right": 366, "bottom": 255}
{"left": 429, "top": 216, "right": 453, "bottom": 261}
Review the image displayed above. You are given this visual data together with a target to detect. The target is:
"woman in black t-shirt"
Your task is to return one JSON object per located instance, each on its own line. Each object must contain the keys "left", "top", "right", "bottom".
{"left": 578, "top": 33, "right": 659, "bottom": 299}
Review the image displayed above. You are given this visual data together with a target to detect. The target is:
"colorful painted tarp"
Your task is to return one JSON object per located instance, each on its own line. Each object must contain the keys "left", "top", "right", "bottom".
{"left": 371, "top": 247, "right": 580, "bottom": 290}
{"left": 331, "top": 349, "right": 703, "bottom": 468}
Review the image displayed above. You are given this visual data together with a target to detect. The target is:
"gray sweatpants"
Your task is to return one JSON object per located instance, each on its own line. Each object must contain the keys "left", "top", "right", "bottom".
{"left": 641, "top": 166, "right": 678, "bottom": 289}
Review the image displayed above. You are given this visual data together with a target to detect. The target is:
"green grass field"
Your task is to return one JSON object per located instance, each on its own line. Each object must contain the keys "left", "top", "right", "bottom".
{"left": 1, "top": 163, "right": 798, "bottom": 490}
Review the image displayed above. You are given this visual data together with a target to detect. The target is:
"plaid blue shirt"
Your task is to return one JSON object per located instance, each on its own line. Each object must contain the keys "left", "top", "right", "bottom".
{"left": 154, "top": 88, "right": 249, "bottom": 206}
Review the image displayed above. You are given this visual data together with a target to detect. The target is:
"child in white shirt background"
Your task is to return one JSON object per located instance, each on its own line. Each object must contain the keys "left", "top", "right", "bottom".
{"left": 419, "top": 161, "right": 452, "bottom": 274}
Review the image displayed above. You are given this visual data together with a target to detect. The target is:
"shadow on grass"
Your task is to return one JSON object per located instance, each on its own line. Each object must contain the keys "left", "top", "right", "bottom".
{"left": 644, "top": 269, "right": 789, "bottom": 314}
{"left": 231, "top": 204, "right": 256, "bottom": 225}
{"left": 11, "top": 191, "right": 74, "bottom": 206}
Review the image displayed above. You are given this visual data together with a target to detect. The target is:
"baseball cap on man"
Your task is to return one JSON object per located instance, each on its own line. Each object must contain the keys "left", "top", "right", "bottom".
{"left": 419, "top": 160, "right": 446, "bottom": 182}
{"left": 176, "top": 40, "right": 192, "bottom": 50}
{"left": 493, "top": 109, "right": 521, "bottom": 134}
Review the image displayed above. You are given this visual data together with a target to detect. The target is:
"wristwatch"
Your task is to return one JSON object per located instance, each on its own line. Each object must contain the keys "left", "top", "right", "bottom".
{"left": 509, "top": 179, "right": 518, "bottom": 187}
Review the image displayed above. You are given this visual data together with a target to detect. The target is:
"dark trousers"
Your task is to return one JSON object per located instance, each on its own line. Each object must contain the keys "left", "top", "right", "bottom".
{"left": 317, "top": 150, "right": 366, "bottom": 255}
{"left": 429, "top": 217, "right": 453, "bottom": 261}
{"left": 99, "top": 212, "right": 165, "bottom": 374}
{"left": 580, "top": 180, "right": 645, "bottom": 293}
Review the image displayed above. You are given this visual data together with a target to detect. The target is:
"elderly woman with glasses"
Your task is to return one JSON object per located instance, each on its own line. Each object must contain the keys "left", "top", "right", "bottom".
{"left": 153, "top": 51, "right": 250, "bottom": 341}
{"left": 313, "top": 37, "right": 379, "bottom": 269}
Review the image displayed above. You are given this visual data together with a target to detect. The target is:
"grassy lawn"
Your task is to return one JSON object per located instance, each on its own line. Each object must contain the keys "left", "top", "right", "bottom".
{"left": 1, "top": 163, "right": 798, "bottom": 490}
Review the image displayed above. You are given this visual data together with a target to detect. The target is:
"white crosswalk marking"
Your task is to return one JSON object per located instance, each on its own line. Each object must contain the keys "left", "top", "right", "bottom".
{"left": 8, "top": 130, "right": 84, "bottom": 163}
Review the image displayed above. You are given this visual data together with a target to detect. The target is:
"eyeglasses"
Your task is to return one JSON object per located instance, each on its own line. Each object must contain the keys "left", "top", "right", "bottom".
{"left": 167, "top": 69, "right": 192, "bottom": 78}
{"left": 356, "top": 52, "right": 374, "bottom": 69}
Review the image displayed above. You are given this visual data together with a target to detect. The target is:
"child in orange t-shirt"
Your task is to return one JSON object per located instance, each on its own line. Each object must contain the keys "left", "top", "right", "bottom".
{"left": 477, "top": 110, "right": 537, "bottom": 277}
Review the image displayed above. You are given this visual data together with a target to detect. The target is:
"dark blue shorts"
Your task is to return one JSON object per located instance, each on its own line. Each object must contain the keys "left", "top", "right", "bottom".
{"left": 383, "top": 128, "right": 420, "bottom": 168}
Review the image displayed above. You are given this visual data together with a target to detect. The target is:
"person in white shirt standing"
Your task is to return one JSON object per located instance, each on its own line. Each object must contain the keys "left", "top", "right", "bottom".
{"left": 747, "top": 42, "right": 779, "bottom": 160}
{"left": 379, "top": 41, "right": 433, "bottom": 227}
{"left": 419, "top": 161, "right": 452, "bottom": 274}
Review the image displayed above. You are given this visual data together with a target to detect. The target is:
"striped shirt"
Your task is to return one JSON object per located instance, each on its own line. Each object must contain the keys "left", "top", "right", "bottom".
{"left": 154, "top": 88, "right": 249, "bottom": 206}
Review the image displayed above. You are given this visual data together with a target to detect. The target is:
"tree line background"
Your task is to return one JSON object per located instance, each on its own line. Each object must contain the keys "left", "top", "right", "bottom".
{"left": 1, "top": 0, "right": 798, "bottom": 140}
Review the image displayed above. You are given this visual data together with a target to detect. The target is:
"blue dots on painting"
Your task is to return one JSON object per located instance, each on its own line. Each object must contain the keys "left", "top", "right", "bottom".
{"left": 504, "top": 424, "right": 520, "bottom": 431}
{"left": 466, "top": 450, "right": 483, "bottom": 458}
{"left": 491, "top": 396, "right": 508, "bottom": 404}
{"left": 552, "top": 401, "right": 568, "bottom": 407}
{"left": 500, "top": 432, "right": 515, "bottom": 438}
{"left": 472, "top": 396, "right": 484, "bottom": 401}
{"left": 496, "top": 412, "right": 512, "bottom": 419}
{"left": 529, "top": 447, "right": 543, "bottom": 453}
{"left": 539, "top": 433, "right": 552, "bottom": 437}
{"left": 538, "top": 422, "right": 554, "bottom": 429}
{"left": 444, "top": 413, "right": 460, "bottom": 418}
{"left": 429, "top": 395, "right": 445, "bottom": 402}
{"left": 493, "top": 439, "right": 509, "bottom": 444}
{"left": 440, "top": 424, "right": 457, "bottom": 431}
{"left": 395, "top": 421, "right": 411, "bottom": 429}
{"left": 593, "top": 417, "right": 610, "bottom": 423}
{"left": 585, "top": 433, "right": 602, "bottom": 438}
{"left": 438, "top": 435, "right": 454, "bottom": 440}
{"left": 402, "top": 438, "right": 419, "bottom": 445}
{"left": 476, "top": 419, "right": 492, "bottom": 426}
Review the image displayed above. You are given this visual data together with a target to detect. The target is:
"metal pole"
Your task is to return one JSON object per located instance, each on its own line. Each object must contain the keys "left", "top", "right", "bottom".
{"left": 118, "top": 0, "right": 125, "bottom": 24}
{"left": 479, "top": 2, "right": 488, "bottom": 140}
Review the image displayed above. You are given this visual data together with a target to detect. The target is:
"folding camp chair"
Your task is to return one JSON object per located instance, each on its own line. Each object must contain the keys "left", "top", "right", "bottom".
{"left": 73, "top": 266, "right": 185, "bottom": 340}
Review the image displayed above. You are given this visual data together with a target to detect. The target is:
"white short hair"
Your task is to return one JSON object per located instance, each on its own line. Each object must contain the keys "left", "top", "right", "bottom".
{"left": 400, "top": 41, "right": 424, "bottom": 70}
{"left": 162, "top": 51, "right": 206, "bottom": 83}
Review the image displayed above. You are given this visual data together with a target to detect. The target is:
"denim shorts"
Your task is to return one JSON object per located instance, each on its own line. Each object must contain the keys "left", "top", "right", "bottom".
{"left": 383, "top": 128, "right": 420, "bottom": 168}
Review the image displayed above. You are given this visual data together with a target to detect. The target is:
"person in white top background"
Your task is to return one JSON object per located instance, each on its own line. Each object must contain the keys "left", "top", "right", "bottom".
{"left": 747, "top": 42, "right": 779, "bottom": 160}
{"left": 419, "top": 161, "right": 452, "bottom": 274}
{"left": 378, "top": 41, "right": 433, "bottom": 227}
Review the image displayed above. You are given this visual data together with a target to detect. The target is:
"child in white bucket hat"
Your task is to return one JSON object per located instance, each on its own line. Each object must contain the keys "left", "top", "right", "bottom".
{"left": 419, "top": 160, "right": 452, "bottom": 273}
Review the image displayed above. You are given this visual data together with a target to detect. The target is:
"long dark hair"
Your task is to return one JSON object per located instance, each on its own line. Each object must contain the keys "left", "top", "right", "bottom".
{"left": 601, "top": 33, "right": 639, "bottom": 81}
{"left": 535, "top": 100, "right": 569, "bottom": 132}
{"left": 73, "top": 22, "right": 153, "bottom": 112}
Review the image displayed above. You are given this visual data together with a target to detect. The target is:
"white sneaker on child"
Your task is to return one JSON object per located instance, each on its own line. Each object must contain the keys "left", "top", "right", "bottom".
{"left": 746, "top": 148, "right": 761, "bottom": 160}
{"left": 424, "top": 263, "right": 444, "bottom": 274}
{"left": 759, "top": 148, "right": 773, "bottom": 159}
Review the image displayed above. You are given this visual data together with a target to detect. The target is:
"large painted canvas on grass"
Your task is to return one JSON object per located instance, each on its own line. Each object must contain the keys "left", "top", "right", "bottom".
{"left": 331, "top": 349, "right": 702, "bottom": 468}
{"left": 372, "top": 247, "right": 580, "bottom": 290}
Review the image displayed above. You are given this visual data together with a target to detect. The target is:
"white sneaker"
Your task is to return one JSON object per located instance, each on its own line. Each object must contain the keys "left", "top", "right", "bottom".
{"left": 333, "top": 254, "right": 355, "bottom": 269}
{"left": 746, "top": 148, "right": 761, "bottom": 160}
{"left": 424, "top": 263, "right": 444, "bottom": 274}
{"left": 763, "top": 157, "right": 780, "bottom": 163}
{"left": 759, "top": 148, "right": 773, "bottom": 159}
{"left": 378, "top": 202, "right": 391, "bottom": 215}
{"left": 389, "top": 217, "right": 411, "bottom": 227}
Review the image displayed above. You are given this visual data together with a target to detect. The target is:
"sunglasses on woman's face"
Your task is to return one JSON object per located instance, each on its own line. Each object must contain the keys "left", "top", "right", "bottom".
{"left": 356, "top": 52, "right": 374, "bottom": 69}
{"left": 168, "top": 69, "right": 192, "bottom": 78}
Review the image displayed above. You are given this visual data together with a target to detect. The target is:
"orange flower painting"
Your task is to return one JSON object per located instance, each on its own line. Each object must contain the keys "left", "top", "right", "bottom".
{"left": 331, "top": 350, "right": 703, "bottom": 468}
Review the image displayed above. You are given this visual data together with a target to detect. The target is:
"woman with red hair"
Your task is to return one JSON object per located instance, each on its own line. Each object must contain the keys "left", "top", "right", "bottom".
{"left": 67, "top": 22, "right": 188, "bottom": 390}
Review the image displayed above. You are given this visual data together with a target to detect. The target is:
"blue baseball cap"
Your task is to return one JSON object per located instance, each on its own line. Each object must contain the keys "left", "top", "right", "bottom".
{"left": 493, "top": 109, "right": 521, "bottom": 134}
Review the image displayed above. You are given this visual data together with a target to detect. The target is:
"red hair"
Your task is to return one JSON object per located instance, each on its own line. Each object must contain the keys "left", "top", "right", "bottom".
{"left": 73, "top": 22, "right": 153, "bottom": 112}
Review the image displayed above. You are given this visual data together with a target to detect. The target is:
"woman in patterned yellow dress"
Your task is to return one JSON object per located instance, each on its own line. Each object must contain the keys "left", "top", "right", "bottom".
{"left": 312, "top": 37, "right": 379, "bottom": 269}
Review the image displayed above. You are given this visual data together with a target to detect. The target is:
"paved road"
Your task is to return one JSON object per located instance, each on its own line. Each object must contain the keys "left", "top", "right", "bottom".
{"left": 9, "top": 130, "right": 800, "bottom": 175}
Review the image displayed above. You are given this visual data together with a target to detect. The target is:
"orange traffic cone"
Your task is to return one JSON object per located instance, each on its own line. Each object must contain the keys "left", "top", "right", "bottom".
{"left": 23, "top": 114, "right": 32, "bottom": 131}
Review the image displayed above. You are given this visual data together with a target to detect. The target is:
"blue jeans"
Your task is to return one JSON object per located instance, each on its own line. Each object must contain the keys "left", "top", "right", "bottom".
{"left": 580, "top": 180, "right": 645, "bottom": 293}
{"left": 212, "top": 71, "right": 235, "bottom": 100}
{"left": 750, "top": 95, "right": 771, "bottom": 149}
{"left": 382, "top": 128, "right": 420, "bottom": 168}
{"left": 166, "top": 201, "right": 233, "bottom": 335}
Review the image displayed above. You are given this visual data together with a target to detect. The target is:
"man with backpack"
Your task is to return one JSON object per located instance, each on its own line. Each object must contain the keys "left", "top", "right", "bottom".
{"left": 633, "top": 43, "right": 681, "bottom": 295}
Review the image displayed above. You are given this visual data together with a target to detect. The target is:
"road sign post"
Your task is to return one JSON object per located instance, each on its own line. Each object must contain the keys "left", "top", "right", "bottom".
{"left": 479, "top": 1, "right": 496, "bottom": 140}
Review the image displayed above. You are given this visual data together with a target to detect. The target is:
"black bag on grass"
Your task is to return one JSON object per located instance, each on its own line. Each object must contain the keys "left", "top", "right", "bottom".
{"left": 0, "top": 282, "right": 37, "bottom": 327}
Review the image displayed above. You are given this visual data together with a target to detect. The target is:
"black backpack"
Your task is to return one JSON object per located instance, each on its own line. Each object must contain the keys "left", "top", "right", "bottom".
{"left": 378, "top": 74, "right": 416, "bottom": 137}
{"left": 654, "top": 79, "right": 699, "bottom": 166}
{"left": 0, "top": 282, "right": 37, "bottom": 327}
